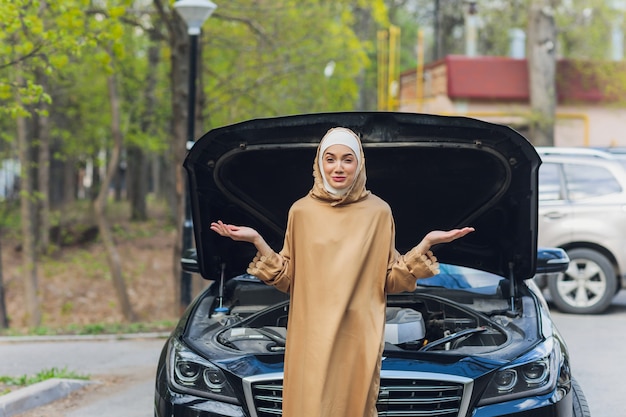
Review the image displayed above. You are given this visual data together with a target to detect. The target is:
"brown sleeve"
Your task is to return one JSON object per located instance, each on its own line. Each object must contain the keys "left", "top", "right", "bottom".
{"left": 386, "top": 248, "right": 439, "bottom": 294}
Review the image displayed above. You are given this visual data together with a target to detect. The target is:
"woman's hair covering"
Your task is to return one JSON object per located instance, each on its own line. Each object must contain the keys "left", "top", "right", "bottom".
{"left": 310, "top": 127, "right": 370, "bottom": 206}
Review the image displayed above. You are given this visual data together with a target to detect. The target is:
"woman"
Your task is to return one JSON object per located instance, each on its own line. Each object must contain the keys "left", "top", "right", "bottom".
{"left": 211, "top": 127, "right": 474, "bottom": 417}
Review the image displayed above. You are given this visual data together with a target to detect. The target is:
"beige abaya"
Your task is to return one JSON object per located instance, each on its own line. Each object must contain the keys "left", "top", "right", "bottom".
{"left": 247, "top": 128, "right": 438, "bottom": 417}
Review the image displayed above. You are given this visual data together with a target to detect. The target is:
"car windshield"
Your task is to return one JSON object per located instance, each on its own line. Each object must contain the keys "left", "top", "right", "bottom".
{"left": 417, "top": 263, "right": 505, "bottom": 295}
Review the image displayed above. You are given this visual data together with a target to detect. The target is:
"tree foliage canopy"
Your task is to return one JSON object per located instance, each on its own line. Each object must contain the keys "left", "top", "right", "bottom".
{"left": 1, "top": 0, "right": 625, "bottom": 326}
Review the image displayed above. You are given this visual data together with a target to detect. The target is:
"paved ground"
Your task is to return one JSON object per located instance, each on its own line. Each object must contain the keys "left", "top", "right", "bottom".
{"left": 0, "top": 333, "right": 167, "bottom": 417}
{"left": 2, "top": 291, "right": 626, "bottom": 417}
{"left": 547, "top": 289, "right": 626, "bottom": 417}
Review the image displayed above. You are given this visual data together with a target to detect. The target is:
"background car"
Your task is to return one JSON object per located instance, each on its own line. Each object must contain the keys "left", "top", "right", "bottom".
{"left": 536, "top": 147, "right": 626, "bottom": 314}
{"left": 155, "top": 112, "right": 589, "bottom": 417}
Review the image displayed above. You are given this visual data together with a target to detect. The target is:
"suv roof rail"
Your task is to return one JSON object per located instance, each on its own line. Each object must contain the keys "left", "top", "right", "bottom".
{"left": 535, "top": 146, "right": 617, "bottom": 160}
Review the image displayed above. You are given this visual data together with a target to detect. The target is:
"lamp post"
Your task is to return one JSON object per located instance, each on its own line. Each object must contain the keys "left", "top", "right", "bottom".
{"left": 174, "top": 0, "right": 217, "bottom": 308}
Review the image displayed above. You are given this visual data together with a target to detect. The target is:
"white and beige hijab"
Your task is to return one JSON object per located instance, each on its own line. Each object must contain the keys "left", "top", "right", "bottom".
{"left": 310, "top": 127, "right": 370, "bottom": 206}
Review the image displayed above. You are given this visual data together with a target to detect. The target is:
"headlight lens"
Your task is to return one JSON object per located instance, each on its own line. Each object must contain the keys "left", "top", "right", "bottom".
{"left": 479, "top": 354, "right": 556, "bottom": 405}
{"left": 168, "top": 338, "right": 239, "bottom": 404}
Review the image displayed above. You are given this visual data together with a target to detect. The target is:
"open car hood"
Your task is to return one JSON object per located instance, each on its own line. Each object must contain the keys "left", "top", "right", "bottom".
{"left": 184, "top": 112, "right": 540, "bottom": 283}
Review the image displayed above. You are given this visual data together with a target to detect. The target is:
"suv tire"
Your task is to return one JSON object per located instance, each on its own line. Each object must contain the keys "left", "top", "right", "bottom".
{"left": 548, "top": 248, "right": 617, "bottom": 314}
{"left": 572, "top": 378, "right": 591, "bottom": 417}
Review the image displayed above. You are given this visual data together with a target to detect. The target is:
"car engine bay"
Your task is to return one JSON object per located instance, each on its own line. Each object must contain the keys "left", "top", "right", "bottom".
{"left": 213, "top": 294, "right": 516, "bottom": 355}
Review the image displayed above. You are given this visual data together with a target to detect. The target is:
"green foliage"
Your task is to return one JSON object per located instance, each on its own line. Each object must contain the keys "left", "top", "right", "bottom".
{"left": 200, "top": 0, "right": 384, "bottom": 126}
{"left": 0, "top": 0, "right": 623, "bottom": 185}
{"left": 555, "top": 0, "right": 616, "bottom": 60}
{"left": 0, "top": 200, "right": 21, "bottom": 235}
{"left": 0, "top": 0, "right": 89, "bottom": 117}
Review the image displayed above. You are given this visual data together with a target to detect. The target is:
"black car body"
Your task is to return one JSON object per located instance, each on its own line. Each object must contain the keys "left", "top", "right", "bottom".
{"left": 155, "top": 112, "right": 589, "bottom": 417}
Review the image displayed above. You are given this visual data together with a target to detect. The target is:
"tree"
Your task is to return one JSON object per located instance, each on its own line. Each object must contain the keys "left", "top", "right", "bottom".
{"left": 527, "top": 0, "right": 559, "bottom": 146}
{"left": 0, "top": 0, "right": 91, "bottom": 325}
{"left": 16, "top": 69, "right": 41, "bottom": 327}
{"left": 94, "top": 73, "right": 136, "bottom": 322}
{"left": 0, "top": 234, "right": 8, "bottom": 328}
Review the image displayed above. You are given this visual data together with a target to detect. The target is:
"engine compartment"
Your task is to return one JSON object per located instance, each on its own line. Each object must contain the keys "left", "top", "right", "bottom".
{"left": 214, "top": 294, "right": 511, "bottom": 355}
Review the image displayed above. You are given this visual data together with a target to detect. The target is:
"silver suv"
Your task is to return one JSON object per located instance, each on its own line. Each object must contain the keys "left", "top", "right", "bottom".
{"left": 536, "top": 147, "right": 626, "bottom": 314}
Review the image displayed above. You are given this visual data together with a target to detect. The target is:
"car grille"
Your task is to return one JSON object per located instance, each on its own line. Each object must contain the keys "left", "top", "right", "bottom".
{"left": 242, "top": 372, "right": 472, "bottom": 417}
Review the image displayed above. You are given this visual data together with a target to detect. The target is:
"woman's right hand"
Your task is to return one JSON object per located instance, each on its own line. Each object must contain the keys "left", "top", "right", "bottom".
{"left": 210, "top": 220, "right": 259, "bottom": 243}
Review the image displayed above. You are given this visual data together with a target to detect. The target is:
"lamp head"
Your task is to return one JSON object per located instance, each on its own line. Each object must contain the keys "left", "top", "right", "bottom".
{"left": 174, "top": 0, "right": 217, "bottom": 35}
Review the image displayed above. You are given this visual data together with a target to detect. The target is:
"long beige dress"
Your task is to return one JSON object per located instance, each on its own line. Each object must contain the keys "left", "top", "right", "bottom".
{"left": 247, "top": 135, "right": 438, "bottom": 417}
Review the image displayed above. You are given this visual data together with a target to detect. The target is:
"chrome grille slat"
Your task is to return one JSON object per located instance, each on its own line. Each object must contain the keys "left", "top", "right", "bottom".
{"left": 255, "top": 384, "right": 284, "bottom": 391}
{"left": 243, "top": 372, "right": 472, "bottom": 417}
{"left": 378, "top": 409, "right": 458, "bottom": 417}
{"left": 254, "top": 395, "right": 283, "bottom": 403}
{"left": 380, "top": 384, "right": 460, "bottom": 392}
{"left": 256, "top": 407, "right": 283, "bottom": 415}
{"left": 382, "top": 396, "right": 461, "bottom": 404}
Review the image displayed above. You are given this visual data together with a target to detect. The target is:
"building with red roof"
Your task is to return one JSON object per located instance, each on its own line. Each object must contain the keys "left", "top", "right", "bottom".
{"left": 398, "top": 55, "right": 626, "bottom": 146}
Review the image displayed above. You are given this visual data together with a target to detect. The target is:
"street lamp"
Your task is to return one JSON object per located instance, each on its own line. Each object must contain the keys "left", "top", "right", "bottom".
{"left": 174, "top": 0, "right": 217, "bottom": 308}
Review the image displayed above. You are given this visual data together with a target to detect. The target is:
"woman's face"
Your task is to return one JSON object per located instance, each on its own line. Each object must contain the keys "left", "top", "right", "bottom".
{"left": 321, "top": 144, "right": 358, "bottom": 191}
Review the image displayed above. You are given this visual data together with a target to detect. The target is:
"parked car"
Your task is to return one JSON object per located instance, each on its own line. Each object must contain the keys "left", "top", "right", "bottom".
{"left": 596, "top": 146, "right": 626, "bottom": 170}
{"left": 155, "top": 112, "right": 589, "bottom": 417}
{"left": 536, "top": 147, "right": 626, "bottom": 314}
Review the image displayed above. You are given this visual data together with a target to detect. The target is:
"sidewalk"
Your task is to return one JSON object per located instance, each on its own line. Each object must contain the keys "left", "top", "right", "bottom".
{"left": 0, "top": 333, "right": 168, "bottom": 417}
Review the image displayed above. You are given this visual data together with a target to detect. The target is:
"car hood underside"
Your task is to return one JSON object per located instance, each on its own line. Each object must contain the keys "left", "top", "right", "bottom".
{"left": 184, "top": 112, "right": 541, "bottom": 282}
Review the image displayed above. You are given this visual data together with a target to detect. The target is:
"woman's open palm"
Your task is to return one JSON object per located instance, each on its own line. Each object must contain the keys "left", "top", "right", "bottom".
{"left": 425, "top": 227, "right": 475, "bottom": 246}
{"left": 210, "top": 221, "right": 259, "bottom": 243}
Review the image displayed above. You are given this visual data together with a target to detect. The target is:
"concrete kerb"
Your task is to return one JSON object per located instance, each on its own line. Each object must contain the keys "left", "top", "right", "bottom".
{"left": 0, "top": 331, "right": 171, "bottom": 344}
{"left": 0, "top": 378, "right": 93, "bottom": 417}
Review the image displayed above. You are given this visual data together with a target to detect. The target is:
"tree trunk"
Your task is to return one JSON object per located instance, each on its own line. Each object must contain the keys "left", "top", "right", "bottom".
{"left": 36, "top": 72, "right": 51, "bottom": 253}
{"left": 169, "top": 17, "right": 192, "bottom": 315}
{"left": 352, "top": 5, "right": 377, "bottom": 111}
{"left": 113, "top": 160, "right": 125, "bottom": 202}
{"left": 129, "top": 38, "right": 160, "bottom": 222}
{"left": 93, "top": 74, "right": 137, "bottom": 323}
{"left": 16, "top": 74, "right": 41, "bottom": 327}
{"left": 527, "top": 0, "right": 558, "bottom": 146}
{"left": 128, "top": 146, "right": 147, "bottom": 221}
{"left": 0, "top": 231, "right": 9, "bottom": 328}
{"left": 150, "top": 154, "right": 161, "bottom": 197}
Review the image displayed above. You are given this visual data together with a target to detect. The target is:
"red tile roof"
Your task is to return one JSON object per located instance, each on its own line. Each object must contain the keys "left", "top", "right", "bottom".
{"left": 441, "top": 55, "right": 620, "bottom": 103}
{"left": 445, "top": 55, "right": 529, "bottom": 101}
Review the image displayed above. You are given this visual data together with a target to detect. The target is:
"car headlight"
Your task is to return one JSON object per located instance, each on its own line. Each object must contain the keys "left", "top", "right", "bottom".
{"left": 478, "top": 345, "right": 559, "bottom": 405}
{"left": 167, "top": 338, "right": 239, "bottom": 404}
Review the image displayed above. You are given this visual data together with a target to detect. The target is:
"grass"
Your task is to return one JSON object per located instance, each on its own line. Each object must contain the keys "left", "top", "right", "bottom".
{"left": 0, "top": 367, "right": 89, "bottom": 396}
{"left": 0, "top": 320, "right": 176, "bottom": 337}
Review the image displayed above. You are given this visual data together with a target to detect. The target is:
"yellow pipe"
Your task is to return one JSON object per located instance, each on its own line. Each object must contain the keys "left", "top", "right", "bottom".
{"left": 388, "top": 25, "right": 400, "bottom": 111}
{"left": 416, "top": 29, "right": 424, "bottom": 112}
{"left": 377, "top": 30, "right": 388, "bottom": 111}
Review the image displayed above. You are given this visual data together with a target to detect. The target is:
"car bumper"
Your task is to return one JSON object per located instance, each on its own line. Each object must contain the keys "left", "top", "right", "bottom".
{"left": 474, "top": 388, "right": 573, "bottom": 417}
{"left": 155, "top": 385, "right": 246, "bottom": 417}
{"left": 156, "top": 384, "right": 573, "bottom": 417}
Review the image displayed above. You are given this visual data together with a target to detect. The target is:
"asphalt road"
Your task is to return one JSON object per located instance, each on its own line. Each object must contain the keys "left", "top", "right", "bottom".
{"left": 1, "top": 292, "right": 625, "bottom": 417}
{"left": 0, "top": 334, "right": 167, "bottom": 417}
{"left": 545, "top": 289, "right": 626, "bottom": 417}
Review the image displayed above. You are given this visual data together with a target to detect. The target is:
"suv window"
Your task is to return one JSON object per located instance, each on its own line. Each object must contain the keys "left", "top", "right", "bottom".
{"left": 563, "top": 163, "right": 622, "bottom": 200}
{"left": 539, "top": 163, "right": 562, "bottom": 201}
{"left": 539, "top": 162, "right": 622, "bottom": 201}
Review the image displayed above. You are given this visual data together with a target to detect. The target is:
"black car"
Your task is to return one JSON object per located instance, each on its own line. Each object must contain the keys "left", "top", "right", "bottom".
{"left": 155, "top": 112, "right": 590, "bottom": 417}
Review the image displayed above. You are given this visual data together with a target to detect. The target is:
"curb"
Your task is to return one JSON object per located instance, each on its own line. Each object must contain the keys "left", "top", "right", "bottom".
{"left": 0, "top": 332, "right": 170, "bottom": 344}
{"left": 0, "top": 378, "right": 93, "bottom": 417}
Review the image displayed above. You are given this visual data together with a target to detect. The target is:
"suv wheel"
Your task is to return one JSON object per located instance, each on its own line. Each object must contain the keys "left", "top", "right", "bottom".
{"left": 572, "top": 378, "right": 591, "bottom": 417}
{"left": 547, "top": 248, "right": 617, "bottom": 314}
